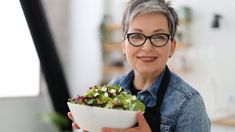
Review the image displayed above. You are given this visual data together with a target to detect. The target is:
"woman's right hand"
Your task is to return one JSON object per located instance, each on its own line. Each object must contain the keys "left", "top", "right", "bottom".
{"left": 67, "top": 112, "right": 88, "bottom": 132}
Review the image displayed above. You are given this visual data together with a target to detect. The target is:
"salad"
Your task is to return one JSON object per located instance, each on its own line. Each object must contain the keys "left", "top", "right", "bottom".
{"left": 68, "top": 85, "right": 145, "bottom": 112}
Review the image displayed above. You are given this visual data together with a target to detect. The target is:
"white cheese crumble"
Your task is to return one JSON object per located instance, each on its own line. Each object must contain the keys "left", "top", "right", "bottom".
{"left": 104, "top": 92, "right": 109, "bottom": 97}
{"left": 110, "top": 89, "right": 116, "bottom": 94}
{"left": 131, "top": 96, "right": 137, "bottom": 100}
{"left": 123, "top": 91, "right": 127, "bottom": 94}
{"left": 126, "top": 99, "right": 131, "bottom": 103}
{"left": 94, "top": 93, "right": 99, "bottom": 97}
{"left": 101, "top": 87, "right": 107, "bottom": 91}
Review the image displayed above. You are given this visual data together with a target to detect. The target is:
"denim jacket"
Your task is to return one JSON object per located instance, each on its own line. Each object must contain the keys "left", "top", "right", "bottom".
{"left": 109, "top": 69, "right": 211, "bottom": 132}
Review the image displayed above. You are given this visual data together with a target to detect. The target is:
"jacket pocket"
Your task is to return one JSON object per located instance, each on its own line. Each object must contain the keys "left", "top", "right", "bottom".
{"left": 161, "top": 124, "right": 170, "bottom": 132}
{"left": 160, "top": 117, "right": 175, "bottom": 132}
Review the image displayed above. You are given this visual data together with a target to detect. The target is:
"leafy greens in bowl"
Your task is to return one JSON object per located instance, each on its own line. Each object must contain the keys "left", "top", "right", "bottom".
{"left": 67, "top": 85, "right": 145, "bottom": 132}
{"left": 68, "top": 85, "right": 145, "bottom": 112}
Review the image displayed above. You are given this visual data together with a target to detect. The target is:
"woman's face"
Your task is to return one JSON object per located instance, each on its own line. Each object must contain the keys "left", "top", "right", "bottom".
{"left": 122, "top": 13, "right": 176, "bottom": 76}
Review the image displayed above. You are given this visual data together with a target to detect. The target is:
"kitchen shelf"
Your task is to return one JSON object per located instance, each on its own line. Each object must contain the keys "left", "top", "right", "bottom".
{"left": 103, "top": 43, "right": 122, "bottom": 52}
{"left": 211, "top": 113, "right": 235, "bottom": 127}
{"left": 105, "top": 23, "right": 121, "bottom": 31}
{"left": 176, "top": 43, "right": 191, "bottom": 49}
{"left": 179, "top": 19, "right": 191, "bottom": 25}
{"left": 102, "top": 65, "right": 128, "bottom": 74}
{"left": 100, "top": 22, "right": 127, "bottom": 84}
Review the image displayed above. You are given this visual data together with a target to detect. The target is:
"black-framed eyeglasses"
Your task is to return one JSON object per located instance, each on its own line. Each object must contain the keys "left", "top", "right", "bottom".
{"left": 126, "top": 33, "right": 172, "bottom": 47}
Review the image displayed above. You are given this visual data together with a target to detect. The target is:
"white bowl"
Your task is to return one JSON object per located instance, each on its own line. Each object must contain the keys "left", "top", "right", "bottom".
{"left": 67, "top": 102, "right": 138, "bottom": 132}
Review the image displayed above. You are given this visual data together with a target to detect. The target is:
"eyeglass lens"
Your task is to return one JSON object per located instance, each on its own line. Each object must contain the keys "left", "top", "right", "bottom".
{"left": 127, "top": 33, "right": 170, "bottom": 47}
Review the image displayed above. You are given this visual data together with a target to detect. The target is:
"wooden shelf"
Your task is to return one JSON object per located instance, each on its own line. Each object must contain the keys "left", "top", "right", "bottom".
{"left": 176, "top": 43, "right": 191, "bottom": 49}
{"left": 212, "top": 114, "right": 235, "bottom": 127}
{"left": 101, "top": 23, "right": 124, "bottom": 84}
{"left": 179, "top": 19, "right": 191, "bottom": 25}
{"left": 103, "top": 43, "right": 122, "bottom": 52}
{"left": 105, "top": 23, "right": 121, "bottom": 31}
{"left": 102, "top": 65, "right": 128, "bottom": 74}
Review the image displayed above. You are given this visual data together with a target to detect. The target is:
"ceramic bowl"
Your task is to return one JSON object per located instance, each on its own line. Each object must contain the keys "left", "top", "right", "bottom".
{"left": 67, "top": 102, "right": 138, "bottom": 132}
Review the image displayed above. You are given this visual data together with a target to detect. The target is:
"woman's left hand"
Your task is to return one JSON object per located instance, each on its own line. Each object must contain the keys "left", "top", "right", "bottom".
{"left": 101, "top": 111, "right": 151, "bottom": 132}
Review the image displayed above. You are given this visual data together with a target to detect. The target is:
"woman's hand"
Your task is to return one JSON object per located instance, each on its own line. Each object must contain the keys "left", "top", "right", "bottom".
{"left": 101, "top": 111, "right": 151, "bottom": 132}
{"left": 67, "top": 112, "right": 88, "bottom": 132}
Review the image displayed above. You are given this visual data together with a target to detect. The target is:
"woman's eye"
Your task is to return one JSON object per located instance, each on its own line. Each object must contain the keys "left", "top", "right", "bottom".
{"left": 152, "top": 35, "right": 166, "bottom": 41}
{"left": 130, "top": 34, "right": 143, "bottom": 39}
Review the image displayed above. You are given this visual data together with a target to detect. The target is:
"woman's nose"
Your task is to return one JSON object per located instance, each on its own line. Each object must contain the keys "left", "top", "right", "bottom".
{"left": 141, "top": 39, "right": 154, "bottom": 50}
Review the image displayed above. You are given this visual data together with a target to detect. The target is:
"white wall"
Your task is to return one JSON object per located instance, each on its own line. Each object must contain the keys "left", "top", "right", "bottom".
{"left": 171, "top": 0, "right": 235, "bottom": 131}
{"left": 0, "top": 1, "right": 70, "bottom": 132}
{"left": 172, "top": 0, "right": 235, "bottom": 117}
{"left": 0, "top": 78, "right": 54, "bottom": 132}
{"left": 67, "top": 0, "right": 104, "bottom": 97}
{"left": 0, "top": 0, "right": 105, "bottom": 131}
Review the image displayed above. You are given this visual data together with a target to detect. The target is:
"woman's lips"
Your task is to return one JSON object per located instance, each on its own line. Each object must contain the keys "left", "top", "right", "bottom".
{"left": 137, "top": 56, "right": 157, "bottom": 63}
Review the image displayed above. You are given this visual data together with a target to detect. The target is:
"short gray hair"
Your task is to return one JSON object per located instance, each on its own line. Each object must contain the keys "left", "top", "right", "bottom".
{"left": 121, "top": 0, "right": 178, "bottom": 40}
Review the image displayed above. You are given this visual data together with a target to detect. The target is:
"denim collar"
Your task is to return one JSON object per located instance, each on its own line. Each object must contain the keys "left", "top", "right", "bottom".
{"left": 121, "top": 66, "right": 166, "bottom": 99}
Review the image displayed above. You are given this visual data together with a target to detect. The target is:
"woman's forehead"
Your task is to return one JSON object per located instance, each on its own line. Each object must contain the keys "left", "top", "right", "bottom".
{"left": 128, "top": 13, "right": 169, "bottom": 33}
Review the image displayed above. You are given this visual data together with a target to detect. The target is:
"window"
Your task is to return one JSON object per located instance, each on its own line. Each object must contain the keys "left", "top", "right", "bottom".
{"left": 0, "top": 1, "right": 40, "bottom": 97}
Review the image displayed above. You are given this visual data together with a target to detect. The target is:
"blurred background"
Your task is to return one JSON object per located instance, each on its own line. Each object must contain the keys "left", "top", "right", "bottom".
{"left": 1, "top": 0, "right": 235, "bottom": 132}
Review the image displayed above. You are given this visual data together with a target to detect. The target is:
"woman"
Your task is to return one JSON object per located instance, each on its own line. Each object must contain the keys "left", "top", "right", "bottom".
{"left": 68, "top": 0, "right": 211, "bottom": 131}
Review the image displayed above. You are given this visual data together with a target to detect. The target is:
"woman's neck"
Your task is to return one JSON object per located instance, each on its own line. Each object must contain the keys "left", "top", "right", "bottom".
{"left": 133, "top": 71, "right": 161, "bottom": 91}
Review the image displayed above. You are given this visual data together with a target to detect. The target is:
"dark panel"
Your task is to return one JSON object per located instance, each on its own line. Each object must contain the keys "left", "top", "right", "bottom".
{"left": 19, "top": 0, "right": 71, "bottom": 131}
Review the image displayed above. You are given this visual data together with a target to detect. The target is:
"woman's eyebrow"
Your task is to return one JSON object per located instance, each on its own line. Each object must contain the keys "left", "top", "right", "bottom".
{"left": 129, "top": 28, "right": 168, "bottom": 33}
{"left": 129, "top": 28, "right": 143, "bottom": 32}
{"left": 153, "top": 29, "right": 168, "bottom": 33}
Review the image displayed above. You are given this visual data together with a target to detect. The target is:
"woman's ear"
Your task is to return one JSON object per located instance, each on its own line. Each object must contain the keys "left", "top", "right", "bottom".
{"left": 121, "top": 39, "right": 126, "bottom": 55}
{"left": 169, "top": 39, "right": 176, "bottom": 58}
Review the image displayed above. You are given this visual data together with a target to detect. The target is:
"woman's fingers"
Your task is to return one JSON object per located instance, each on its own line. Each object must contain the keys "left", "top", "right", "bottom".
{"left": 136, "top": 111, "right": 151, "bottom": 131}
{"left": 67, "top": 112, "right": 80, "bottom": 129}
{"left": 67, "top": 112, "right": 74, "bottom": 121}
{"left": 72, "top": 122, "right": 80, "bottom": 129}
{"left": 136, "top": 111, "right": 146, "bottom": 127}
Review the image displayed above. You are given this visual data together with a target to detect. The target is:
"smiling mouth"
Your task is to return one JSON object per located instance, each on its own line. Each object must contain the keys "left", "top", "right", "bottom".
{"left": 137, "top": 56, "right": 157, "bottom": 63}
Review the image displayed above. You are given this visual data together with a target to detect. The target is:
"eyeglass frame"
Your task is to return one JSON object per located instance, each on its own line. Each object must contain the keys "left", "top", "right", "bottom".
{"left": 126, "top": 33, "right": 172, "bottom": 47}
